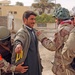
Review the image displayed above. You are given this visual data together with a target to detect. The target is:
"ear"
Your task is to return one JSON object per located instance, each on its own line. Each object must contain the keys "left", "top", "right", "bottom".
{"left": 23, "top": 18, "right": 26, "bottom": 22}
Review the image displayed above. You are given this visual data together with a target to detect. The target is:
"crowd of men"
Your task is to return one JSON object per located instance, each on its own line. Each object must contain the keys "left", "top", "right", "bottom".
{"left": 0, "top": 6, "right": 75, "bottom": 75}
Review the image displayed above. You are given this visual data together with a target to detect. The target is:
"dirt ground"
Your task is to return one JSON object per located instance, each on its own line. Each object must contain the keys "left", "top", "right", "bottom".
{"left": 39, "top": 42, "right": 55, "bottom": 75}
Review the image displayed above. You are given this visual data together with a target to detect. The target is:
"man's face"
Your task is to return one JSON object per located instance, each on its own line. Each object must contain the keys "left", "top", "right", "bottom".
{"left": 55, "top": 18, "right": 59, "bottom": 24}
{"left": 55, "top": 18, "right": 61, "bottom": 25}
{"left": 24, "top": 15, "right": 36, "bottom": 28}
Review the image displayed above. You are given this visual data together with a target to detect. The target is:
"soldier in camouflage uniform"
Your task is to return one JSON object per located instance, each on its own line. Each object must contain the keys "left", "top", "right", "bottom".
{"left": 37, "top": 7, "right": 74, "bottom": 75}
{"left": 60, "top": 7, "right": 75, "bottom": 75}
{"left": 0, "top": 26, "right": 28, "bottom": 75}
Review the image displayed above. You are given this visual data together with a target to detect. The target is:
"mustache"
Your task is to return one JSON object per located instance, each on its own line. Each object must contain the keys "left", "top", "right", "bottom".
{"left": 31, "top": 22, "right": 35, "bottom": 24}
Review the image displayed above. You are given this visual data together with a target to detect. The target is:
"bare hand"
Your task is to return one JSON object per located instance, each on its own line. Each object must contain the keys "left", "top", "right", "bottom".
{"left": 15, "top": 62, "right": 28, "bottom": 73}
{"left": 15, "top": 44, "right": 22, "bottom": 53}
{"left": 36, "top": 31, "right": 42, "bottom": 36}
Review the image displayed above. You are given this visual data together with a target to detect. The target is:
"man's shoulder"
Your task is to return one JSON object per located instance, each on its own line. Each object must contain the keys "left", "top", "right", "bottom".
{"left": 17, "top": 26, "right": 27, "bottom": 33}
{"left": 14, "top": 26, "right": 29, "bottom": 39}
{"left": 18, "top": 28, "right": 24, "bottom": 32}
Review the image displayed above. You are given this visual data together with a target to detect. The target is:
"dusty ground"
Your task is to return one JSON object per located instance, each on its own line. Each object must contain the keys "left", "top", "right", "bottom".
{"left": 39, "top": 42, "right": 55, "bottom": 75}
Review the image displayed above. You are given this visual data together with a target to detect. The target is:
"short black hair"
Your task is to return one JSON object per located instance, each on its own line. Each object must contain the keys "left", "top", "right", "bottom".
{"left": 23, "top": 10, "right": 37, "bottom": 21}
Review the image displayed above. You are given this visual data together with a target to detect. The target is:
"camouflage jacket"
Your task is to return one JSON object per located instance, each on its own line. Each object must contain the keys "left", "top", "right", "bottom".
{"left": 0, "top": 58, "right": 16, "bottom": 72}
{"left": 61, "top": 27, "right": 75, "bottom": 75}
{"left": 37, "top": 23, "right": 74, "bottom": 75}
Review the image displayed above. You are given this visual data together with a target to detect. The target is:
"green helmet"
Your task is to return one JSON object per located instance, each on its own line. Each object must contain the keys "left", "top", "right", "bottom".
{"left": 0, "top": 26, "right": 10, "bottom": 41}
{"left": 53, "top": 7, "right": 70, "bottom": 20}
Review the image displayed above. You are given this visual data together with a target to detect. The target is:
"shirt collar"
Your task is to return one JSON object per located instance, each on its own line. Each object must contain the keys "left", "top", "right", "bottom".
{"left": 25, "top": 25, "right": 32, "bottom": 30}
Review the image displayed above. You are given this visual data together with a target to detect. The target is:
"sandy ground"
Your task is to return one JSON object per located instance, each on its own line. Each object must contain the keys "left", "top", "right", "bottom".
{"left": 39, "top": 42, "right": 55, "bottom": 75}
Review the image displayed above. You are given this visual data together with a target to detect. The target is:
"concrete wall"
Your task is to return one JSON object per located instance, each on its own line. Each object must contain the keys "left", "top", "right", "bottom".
{"left": 0, "top": 17, "right": 56, "bottom": 40}
{"left": 0, "top": 16, "right": 7, "bottom": 27}
{"left": 0, "top": 5, "right": 31, "bottom": 19}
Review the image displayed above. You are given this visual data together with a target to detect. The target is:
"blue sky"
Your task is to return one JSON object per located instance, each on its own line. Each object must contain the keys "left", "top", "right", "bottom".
{"left": 10, "top": 0, "right": 75, "bottom": 11}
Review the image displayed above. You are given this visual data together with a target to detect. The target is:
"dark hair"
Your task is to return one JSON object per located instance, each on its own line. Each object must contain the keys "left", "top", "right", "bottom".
{"left": 23, "top": 10, "right": 37, "bottom": 22}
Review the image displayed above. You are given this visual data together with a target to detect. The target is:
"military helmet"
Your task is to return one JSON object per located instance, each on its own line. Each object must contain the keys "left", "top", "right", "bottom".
{"left": 0, "top": 26, "right": 10, "bottom": 41}
{"left": 53, "top": 7, "right": 70, "bottom": 20}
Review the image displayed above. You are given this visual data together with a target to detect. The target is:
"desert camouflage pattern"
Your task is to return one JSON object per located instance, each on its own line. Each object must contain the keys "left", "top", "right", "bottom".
{"left": 61, "top": 27, "right": 75, "bottom": 75}
{"left": 36, "top": 23, "right": 74, "bottom": 75}
{"left": 0, "top": 58, "right": 16, "bottom": 72}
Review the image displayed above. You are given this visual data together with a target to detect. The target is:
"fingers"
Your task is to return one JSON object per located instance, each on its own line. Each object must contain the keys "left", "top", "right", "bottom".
{"left": 19, "top": 62, "right": 24, "bottom": 66}
{"left": 21, "top": 69, "right": 28, "bottom": 73}
{"left": 20, "top": 62, "right": 28, "bottom": 73}
{"left": 20, "top": 65, "right": 28, "bottom": 73}
{"left": 21, "top": 66, "right": 28, "bottom": 73}
{"left": 37, "top": 31, "right": 41, "bottom": 36}
{"left": 15, "top": 44, "right": 22, "bottom": 53}
{"left": 19, "top": 63, "right": 28, "bottom": 68}
{"left": 23, "top": 66, "right": 28, "bottom": 69}
{"left": 15, "top": 63, "right": 28, "bottom": 73}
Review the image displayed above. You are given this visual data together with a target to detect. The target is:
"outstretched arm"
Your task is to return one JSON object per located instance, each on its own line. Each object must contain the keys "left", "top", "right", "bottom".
{"left": 36, "top": 30, "right": 56, "bottom": 51}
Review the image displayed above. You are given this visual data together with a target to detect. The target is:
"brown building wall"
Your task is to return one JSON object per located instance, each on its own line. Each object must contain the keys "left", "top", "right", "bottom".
{"left": 0, "top": 16, "right": 7, "bottom": 27}
{"left": 0, "top": 5, "right": 30, "bottom": 19}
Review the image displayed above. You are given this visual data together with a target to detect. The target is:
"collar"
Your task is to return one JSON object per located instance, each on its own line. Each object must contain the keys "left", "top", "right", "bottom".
{"left": 60, "top": 20, "right": 72, "bottom": 25}
{"left": 25, "top": 25, "right": 32, "bottom": 30}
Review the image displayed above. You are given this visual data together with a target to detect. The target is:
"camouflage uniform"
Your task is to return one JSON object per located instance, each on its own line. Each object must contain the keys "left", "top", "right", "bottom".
{"left": 0, "top": 26, "right": 16, "bottom": 75}
{"left": 61, "top": 27, "right": 75, "bottom": 75}
{"left": 61, "top": 7, "right": 75, "bottom": 74}
{"left": 37, "top": 23, "right": 74, "bottom": 75}
{"left": 0, "top": 58, "right": 16, "bottom": 72}
{"left": 37, "top": 7, "right": 74, "bottom": 75}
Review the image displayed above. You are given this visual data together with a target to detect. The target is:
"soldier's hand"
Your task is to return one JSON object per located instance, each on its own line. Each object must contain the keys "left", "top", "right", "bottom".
{"left": 36, "top": 31, "right": 42, "bottom": 36}
{"left": 15, "top": 62, "right": 28, "bottom": 73}
{"left": 15, "top": 44, "right": 22, "bottom": 53}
